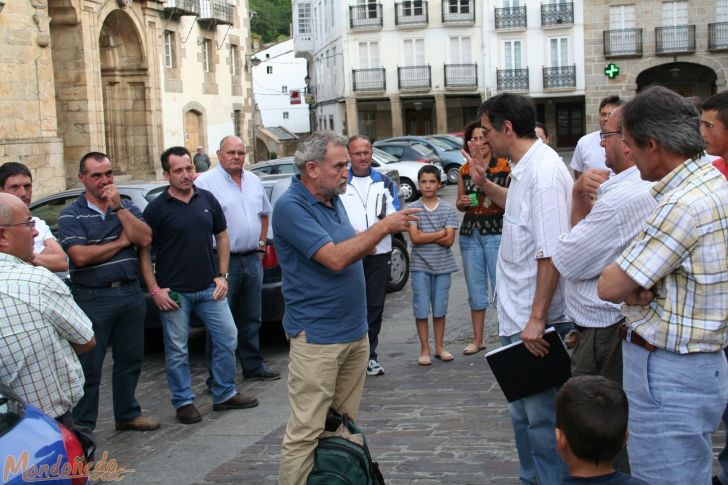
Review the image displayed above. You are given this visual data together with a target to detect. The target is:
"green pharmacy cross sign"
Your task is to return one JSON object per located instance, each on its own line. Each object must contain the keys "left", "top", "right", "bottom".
{"left": 605, "top": 63, "right": 620, "bottom": 79}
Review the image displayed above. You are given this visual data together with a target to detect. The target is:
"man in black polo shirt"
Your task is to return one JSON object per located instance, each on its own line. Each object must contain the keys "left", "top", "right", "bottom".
{"left": 58, "top": 152, "right": 160, "bottom": 432}
{"left": 140, "top": 146, "right": 258, "bottom": 425}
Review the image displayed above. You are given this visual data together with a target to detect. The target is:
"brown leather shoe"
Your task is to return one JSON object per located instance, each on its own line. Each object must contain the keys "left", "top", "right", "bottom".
{"left": 115, "top": 415, "right": 161, "bottom": 431}
{"left": 175, "top": 404, "right": 202, "bottom": 424}
{"left": 212, "top": 393, "right": 259, "bottom": 411}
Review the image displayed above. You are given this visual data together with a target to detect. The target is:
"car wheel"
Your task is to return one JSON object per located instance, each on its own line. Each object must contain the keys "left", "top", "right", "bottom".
{"left": 387, "top": 236, "right": 409, "bottom": 293}
{"left": 399, "top": 178, "right": 417, "bottom": 202}
{"left": 446, "top": 165, "right": 460, "bottom": 184}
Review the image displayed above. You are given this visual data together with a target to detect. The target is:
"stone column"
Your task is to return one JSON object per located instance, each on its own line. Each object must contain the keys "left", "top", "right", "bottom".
{"left": 345, "top": 97, "right": 358, "bottom": 136}
{"left": 391, "top": 95, "right": 403, "bottom": 137}
{"left": 435, "top": 93, "right": 448, "bottom": 133}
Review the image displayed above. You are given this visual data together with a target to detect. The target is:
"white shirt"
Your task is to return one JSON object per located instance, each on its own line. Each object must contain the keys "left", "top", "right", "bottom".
{"left": 570, "top": 131, "right": 608, "bottom": 174}
{"left": 340, "top": 171, "right": 397, "bottom": 255}
{"left": 32, "top": 216, "right": 56, "bottom": 254}
{"left": 195, "top": 167, "right": 272, "bottom": 252}
{"left": 496, "top": 139, "right": 573, "bottom": 337}
{"left": 552, "top": 166, "right": 657, "bottom": 327}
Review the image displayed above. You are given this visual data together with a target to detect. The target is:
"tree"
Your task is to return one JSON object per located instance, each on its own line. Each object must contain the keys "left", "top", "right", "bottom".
{"left": 250, "top": 0, "right": 291, "bottom": 44}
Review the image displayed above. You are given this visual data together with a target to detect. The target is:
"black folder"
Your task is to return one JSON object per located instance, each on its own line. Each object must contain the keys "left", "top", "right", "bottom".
{"left": 485, "top": 327, "right": 571, "bottom": 403}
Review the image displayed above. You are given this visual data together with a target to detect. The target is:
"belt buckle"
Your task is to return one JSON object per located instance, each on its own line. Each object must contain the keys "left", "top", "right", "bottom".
{"left": 110, "top": 281, "right": 122, "bottom": 289}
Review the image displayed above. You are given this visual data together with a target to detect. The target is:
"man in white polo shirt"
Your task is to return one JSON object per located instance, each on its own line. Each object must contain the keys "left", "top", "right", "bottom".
{"left": 571, "top": 95, "right": 623, "bottom": 179}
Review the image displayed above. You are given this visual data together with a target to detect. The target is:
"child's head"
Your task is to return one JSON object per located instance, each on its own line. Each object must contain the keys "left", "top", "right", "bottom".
{"left": 417, "top": 164, "right": 442, "bottom": 184}
{"left": 555, "top": 376, "right": 628, "bottom": 467}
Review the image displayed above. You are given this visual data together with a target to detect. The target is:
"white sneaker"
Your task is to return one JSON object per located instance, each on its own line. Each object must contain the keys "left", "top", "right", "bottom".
{"left": 367, "top": 359, "right": 384, "bottom": 376}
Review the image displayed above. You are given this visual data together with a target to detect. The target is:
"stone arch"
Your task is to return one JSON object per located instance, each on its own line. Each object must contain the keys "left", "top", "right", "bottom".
{"left": 623, "top": 57, "right": 725, "bottom": 96}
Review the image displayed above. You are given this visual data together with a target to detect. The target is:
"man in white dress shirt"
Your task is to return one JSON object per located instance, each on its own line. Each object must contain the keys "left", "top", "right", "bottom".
{"left": 571, "top": 95, "right": 623, "bottom": 179}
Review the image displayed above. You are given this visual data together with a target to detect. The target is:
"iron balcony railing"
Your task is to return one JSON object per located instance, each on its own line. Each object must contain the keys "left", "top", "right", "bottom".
{"left": 495, "top": 6, "right": 526, "bottom": 31}
{"left": 444, "top": 63, "right": 477, "bottom": 88}
{"left": 709, "top": 22, "right": 728, "bottom": 51}
{"left": 543, "top": 65, "right": 576, "bottom": 89}
{"left": 603, "top": 28, "right": 643, "bottom": 57}
{"left": 395, "top": 1, "right": 428, "bottom": 26}
{"left": 655, "top": 25, "right": 696, "bottom": 55}
{"left": 541, "top": 1, "right": 573, "bottom": 28}
{"left": 163, "top": 0, "right": 200, "bottom": 15}
{"left": 199, "top": 0, "right": 233, "bottom": 24}
{"left": 398, "top": 65, "right": 431, "bottom": 89}
{"left": 352, "top": 68, "right": 386, "bottom": 92}
{"left": 442, "top": 0, "right": 475, "bottom": 24}
{"left": 350, "top": 3, "right": 383, "bottom": 29}
{"left": 496, "top": 68, "right": 529, "bottom": 91}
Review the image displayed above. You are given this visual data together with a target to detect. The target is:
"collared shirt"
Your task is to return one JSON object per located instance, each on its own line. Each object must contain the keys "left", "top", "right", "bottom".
{"left": 496, "top": 139, "right": 573, "bottom": 337}
{"left": 570, "top": 131, "right": 609, "bottom": 174}
{"left": 32, "top": 216, "right": 56, "bottom": 254}
{"left": 0, "top": 253, "right": 94, "bottom": 418}
{"left": 553, "top": 166, "right": 656, "bottom": 327}
{"left": 58, "top": 196, "right": 144, "bottom": 287}
{"left": 616, "top": 157, "right": 728, "bottom": 353}
{"left": 144, "top": 186, "right": 226, "bottom": 292}
{"left": 195, "top": 167, "right": 272, "bottom": 252}
{"left": 273, "top": 175, "right": 367, "bottom": 344}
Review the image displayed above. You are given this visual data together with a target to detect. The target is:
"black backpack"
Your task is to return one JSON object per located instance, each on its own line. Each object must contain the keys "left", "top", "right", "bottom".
{"left": 307, "top": 412, "right": 385, "bottom": 485}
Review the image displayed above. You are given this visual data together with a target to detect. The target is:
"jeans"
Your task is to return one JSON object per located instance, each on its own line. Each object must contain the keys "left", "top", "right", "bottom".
{"left": 623, "top": 341, "right": 728, "bottom": 485}
{"left": 500, "top": 329, "right": 568, "bottom": 485}
{"left": 71, "top": 282, "right": 144, "bottom": 430}
{"left": 159, "top": 284, "right": 238, "bottom": 408}
{"left": 206, "top": 253, "right": 266, "bottom": 382}
{"left": 363, "top": 253, "right": 390, "bottom": 361}
{"left": 718, "top": 348, "right": 728, "bottom": 485}
{"left": 459, "top": 232, "right": 500, "bottom": 310}
{"left": 411, "top": 271, "right": 451, "bottom": 319}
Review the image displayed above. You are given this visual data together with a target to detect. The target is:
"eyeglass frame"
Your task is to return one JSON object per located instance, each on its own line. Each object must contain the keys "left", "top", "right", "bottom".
{"left": 0, "top": 218, "right": 35, "bottom": 229}
{"left": 599, "top": 130, "right": 623, "bottom": 141}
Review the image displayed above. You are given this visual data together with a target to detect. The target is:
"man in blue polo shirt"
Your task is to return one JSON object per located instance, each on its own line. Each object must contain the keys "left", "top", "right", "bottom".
{"left": 139, "top": 146, "right": 258, "bottom": 425}
{"left": 274, "top": 131, "right": 419, "bottom": 484}
{"left": 59, "top": 152, "right": 159, "bottom": 432}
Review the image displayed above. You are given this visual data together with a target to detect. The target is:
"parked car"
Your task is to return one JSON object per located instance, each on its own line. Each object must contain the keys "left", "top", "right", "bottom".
{"left": 371, "top": 142, "right": 447, "bottom": 202}
{"left": 0, "top": 384, "right": 90, "bottom": 485}
{"left": 28, "top": 182, "right": 284, "bottom": 326}
{"left": 249, "top": 157, "right": 296, "bottom": 176}
{"left": 377, "top": 136, "right": 466, "bottom": 184}
{"left": 430, "top": 134, "right": 464, "bottom": 151}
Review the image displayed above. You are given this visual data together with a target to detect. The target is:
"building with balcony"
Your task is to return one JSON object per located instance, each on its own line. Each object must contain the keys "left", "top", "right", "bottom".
{"left": 584, "top": 0, "right": 728, "bottom": 133}
{"left": 0, "top": 0, "right": 255, "bottom": 196}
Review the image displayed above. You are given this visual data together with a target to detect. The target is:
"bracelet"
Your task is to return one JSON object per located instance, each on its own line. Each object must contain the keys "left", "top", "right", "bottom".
{"left": 149, "top": 287, "right": 161, "bottom": 296}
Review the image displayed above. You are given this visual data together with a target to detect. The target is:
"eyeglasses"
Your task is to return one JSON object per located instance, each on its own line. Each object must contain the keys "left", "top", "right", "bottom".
{"left": 599, "top": 130, "right": 622, "bottom": 141}
{"left": 1, "top": 219, "right": 35, "bottom": 229}
{"left": 481, "top": 127, "right": 493, "bottom": 136}
{"left": 223, "top": 150, "right": 247, "bottom": 157}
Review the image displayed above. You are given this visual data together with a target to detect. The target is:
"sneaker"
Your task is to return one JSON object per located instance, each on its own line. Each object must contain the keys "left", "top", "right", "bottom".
{"left": 246, "top": 368, "right": 281, "bottom": 381}
{"left": 212, "top": 393, "right": 259, "bottom": 411}
{"left": 175, "top": 404, "right": 202, "bottom": 425}
{"left": 115, "top": 415, "right": 161, "bottom": 431}
{"left": 367, "top": 359, "right": 384, "bottom": 376}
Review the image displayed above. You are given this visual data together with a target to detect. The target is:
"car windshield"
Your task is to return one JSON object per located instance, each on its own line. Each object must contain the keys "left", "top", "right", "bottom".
{"left": 425, "top": 137, "right": 455, "bottom": 151}
{"left": 410, "top": 144, "right": 435, "bottom": 157}
{"left": 372, "top": 147, "right": 399, "bottom": 163}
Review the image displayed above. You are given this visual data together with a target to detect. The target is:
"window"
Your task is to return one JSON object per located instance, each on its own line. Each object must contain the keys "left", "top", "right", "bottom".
{"left": 447, "top": 0, "right": 470, "bottom": 14}
{"left": 449, "top": 36, "right": 472, "bottom": 63}
{"left": 231, "top": 45, "right": 240, "bottom": 76}
{"left": 662, "top": 1, "right": 688, "bottom": 26}
{"left": 356, "top": 0, "right": 379, "bottom": 19}
{"left": 403, "top": 38, "right": 425, "bottom": 66}
{"left": 283, "top": 111, "right": 290, "bottom": 119}
{"left": 202, "top": 39, "right": 212, "bottom": 73}
{"left": 266, "top": 66, "right": 273, "bottom": 74}
{"left": 358, "top": 111, "right": 377, "bottom": 140}
{"left": 282, "top": 85, "right": 288, "bottom": 93}
{"left": 502, "top": 0, "right": 520, "bottom": 6}
{"left": 329, "top": 115, "right": 334, "bottom": 130}
{"left": 297, "top": 2, "right": 311, "bottom": 33}
{"left": 163, "top": 31, "right": 174, "bottom": 68}
{"left": 233, "top": 110, "right": 242, "bottom": 137}
{"left": 402, "top": 0, "right": 425, "bottom": 16}
{"left": 549, "top": 37, "right": 569, "bottom": 67}
{"left": 718, "top": 0, "right": 728, "bottom": 22}
{"left": 359, "top": 41, "right": 379, "bottom": 68}
{"left": 503, "top": 39, "right": 522, "bottom": 69}
{"left": 609, "top": 4, "right": 636, "bottom": 29}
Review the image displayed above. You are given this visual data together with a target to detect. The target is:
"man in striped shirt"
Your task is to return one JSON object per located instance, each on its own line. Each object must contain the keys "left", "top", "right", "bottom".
{"left": 598, "top": 86, "right": 728, "bottom": 485}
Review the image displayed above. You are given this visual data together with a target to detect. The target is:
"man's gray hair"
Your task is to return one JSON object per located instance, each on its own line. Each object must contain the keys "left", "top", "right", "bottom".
{"left": 294, "top": 131, "right": 348, "bottom": 173}
{"left": 622, "top": 86, "right": 704, "bottom": 158}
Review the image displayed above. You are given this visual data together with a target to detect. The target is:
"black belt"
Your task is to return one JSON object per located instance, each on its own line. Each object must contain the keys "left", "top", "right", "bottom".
{"left": 230, "top": 250, "right": 258, "bottom": 257}
{"left": 73, "top": 280, "right": 135, "bottom": 289}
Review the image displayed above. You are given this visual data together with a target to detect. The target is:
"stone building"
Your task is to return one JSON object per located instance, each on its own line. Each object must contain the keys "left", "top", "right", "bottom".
{"left": 0, "top": 0, "right": 255, "bottom": 198}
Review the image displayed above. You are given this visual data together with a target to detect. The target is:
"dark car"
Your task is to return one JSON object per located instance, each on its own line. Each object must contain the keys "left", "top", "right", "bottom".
{"left": 28, "top": 182, "right": 284, "bottom": 326}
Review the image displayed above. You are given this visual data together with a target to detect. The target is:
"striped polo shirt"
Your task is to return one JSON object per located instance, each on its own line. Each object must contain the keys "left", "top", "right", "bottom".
{"left": 409, "top": 198, "right": 459, "bottom": 275}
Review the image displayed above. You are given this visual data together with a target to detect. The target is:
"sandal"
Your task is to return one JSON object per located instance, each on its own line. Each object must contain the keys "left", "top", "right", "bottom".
{"left": 463, "top": 343, "right": 486, "bottom": 355}
{"left": 418, "top": 355, "right": 432, "bottom": 366}
{"left": 434, "top": 351, "right": 454, "bottom": 362}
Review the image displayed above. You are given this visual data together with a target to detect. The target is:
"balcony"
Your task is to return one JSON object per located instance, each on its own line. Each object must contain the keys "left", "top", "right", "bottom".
{"left": 496, "top": 68, "right": 529, "bottom": 91}
{"left": 541, "top": 2, "right": 573, "bottom": 28}
{"left": 396, "top": 1, "right": 428, "bottom": 27}
{"left": 163, "top": 0, "right": 200, "bottom": 16}
{"left": 352, "top": 68, "right": 386, "bottom": 92}
{"left": 709, "top": 22, "right": 728, "bottom": 51}
{"left": 199, "top": 0, "right": 233, "bottom": 25}
{"left": 444, "top": 63, "right": 477, "bottom": 88}
{"left": 495, "top": 6, "right": 526, "bottom": 31}
{"left": 603, "top": 28, "right": 643, "bottom": 58}
{"left": 350, "top": 3, "right": 383, "bottom": 29}
{"left": 543, "top": 65, "right": 576, "bottom": 90}
{"left": 442, "top": 0, "right": 475, "bottom": 24}
{"left": 655, "top": 25, "right": 695, "bottom": 55}
{"left": 398, "top": 65, "right": 431, "bottom": 90}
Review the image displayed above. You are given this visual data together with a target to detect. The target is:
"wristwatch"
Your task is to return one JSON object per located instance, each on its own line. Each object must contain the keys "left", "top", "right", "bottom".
{"left": 217, "top": 272, "right": 229, "bottom": 280}
{"left": 111, "top": 205, "right": 125, "bottom": 213}
{"left": 258, "top": 240, "right": 266, "bottom": 248}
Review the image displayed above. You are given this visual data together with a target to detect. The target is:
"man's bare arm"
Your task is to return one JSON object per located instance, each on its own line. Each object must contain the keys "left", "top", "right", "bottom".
{"left": 71, "top": 337, "right": 96, "bottom": 355}
{"left": 31, "top": 239, "right": 68, "bottom": 272}
{"left": 520, "top": 258, "right": 561, "bottom": 357}
{"left": 117, "top": 208, "right": 152, "bottom": 247}
{"left": 66, "top": 231, "right": 130, "bottom": 267}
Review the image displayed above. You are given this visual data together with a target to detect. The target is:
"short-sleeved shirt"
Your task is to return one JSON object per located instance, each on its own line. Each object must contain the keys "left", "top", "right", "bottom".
{"left": 32, "top": 216, "right": 56, "bottom": 254}
{"left": 616, "top": 157, "right": 728, "bottom": 353}
{"left": 409, "top": 198, "right": 459, "bottom": 275}
{"left": 570, "top": 131, "right": 608, "bottom": 174}
{"left": 144, "top": 186, "right": 227, "bottom": 292}
{"left": 272, "top": 175, "right": 367, "bottom": 344}
{"left": 459, "top": 158, "right": 510, "bottom": 236}
{"left": 0, "top": 253, "right": 94, "bottom": 418}
{"left": 58, "top": 195, "right": 144, "bottom": 287}
{"left": 195, "top": 167, "right": 272, "bottom": 252}
{"left": 497, "top": 139, "right": 573, "bottom": 337}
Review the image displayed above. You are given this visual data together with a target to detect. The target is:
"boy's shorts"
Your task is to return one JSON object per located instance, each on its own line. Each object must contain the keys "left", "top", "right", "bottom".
{"left": 411, "top": 271, "right": 451, "bottom": 319}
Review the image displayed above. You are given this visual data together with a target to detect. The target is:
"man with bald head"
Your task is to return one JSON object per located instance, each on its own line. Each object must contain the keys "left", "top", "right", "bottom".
{"left": 196, "top": 136, "right": 280, "bottom": 383}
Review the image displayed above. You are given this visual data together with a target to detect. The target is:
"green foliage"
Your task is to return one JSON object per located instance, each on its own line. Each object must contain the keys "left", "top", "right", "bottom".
{"left": 250, "top": 0, "right": 292, "bottom": 44}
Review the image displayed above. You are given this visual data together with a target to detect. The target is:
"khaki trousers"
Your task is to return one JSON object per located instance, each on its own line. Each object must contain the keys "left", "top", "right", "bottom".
{"left": 278, "top": 332, "right": 369, "bottom": 485}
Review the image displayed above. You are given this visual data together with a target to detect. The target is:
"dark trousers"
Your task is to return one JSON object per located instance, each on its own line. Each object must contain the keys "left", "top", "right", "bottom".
{"left": 71, "top": 282, "right": 145, "bottom": 429}
{"left": 363, "top": 253, "right": 391, "bottom": 361}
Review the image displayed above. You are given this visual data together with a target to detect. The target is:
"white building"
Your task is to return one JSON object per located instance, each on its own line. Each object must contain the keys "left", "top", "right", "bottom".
{"left": 253, "top": 39, "right": 312, "bottom": 134}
